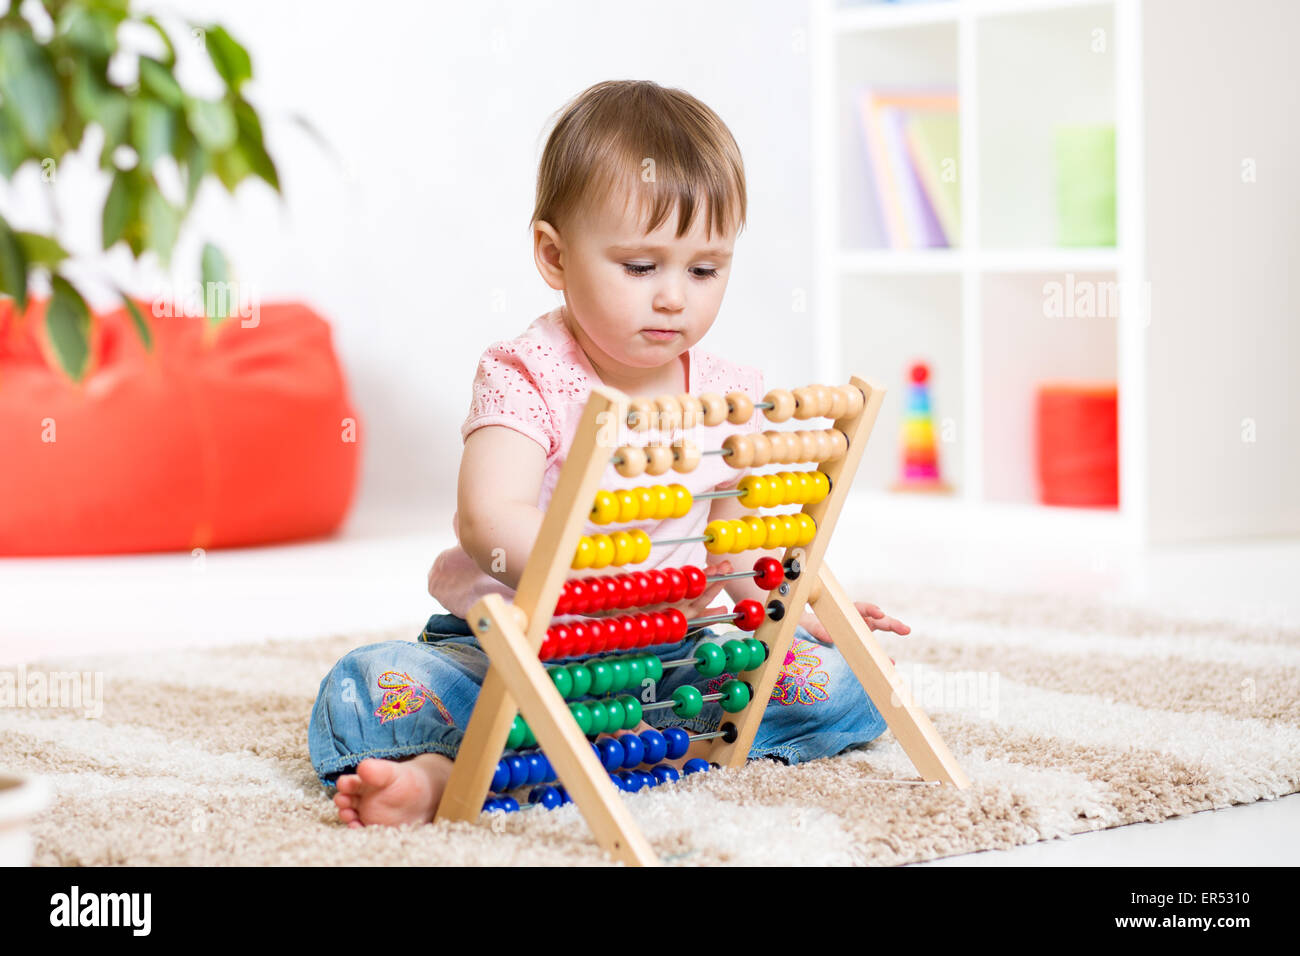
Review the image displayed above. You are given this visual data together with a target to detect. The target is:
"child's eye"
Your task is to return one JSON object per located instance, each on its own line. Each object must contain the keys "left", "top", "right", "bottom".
{"left": 622, "top": 264, "right": 721, "bottom": 279}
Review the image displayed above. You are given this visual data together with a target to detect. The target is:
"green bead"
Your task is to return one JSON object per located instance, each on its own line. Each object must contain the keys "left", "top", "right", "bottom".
{"left": 521, "top": 721, "right": 536, "bottom": 748}
{"left": 608, "top": 659, "right": 629, "bottom": 693}
{"left": 589, "top": 661, "right": 613, "bottom": 695}
{"left": 603, "top": 698, "right": 624, "bottom": 730}
{"left": 587, "top": 697, "right": 608, "bottom": 735}
{"left": 569, "top": 701, "right": 593, "bottom": 736}
{"left": 568, "top": 664, "right": 593, "bottom": 698}
{"left": 549, "top": 666, "right": 573, "bottom": 699}
{"left": 626, "top": 656, "right": 646, "bottom": 686}
{"left": 723, "top": 639, "right": 750, "bottom": 672}
{"left": 671, "top": 685, "right": 703, "bottom": 718}
{"left": 693, "top": 642, "right": 726, "bottom": 678}
{"left": 506, "top": 715, "right": 526, "bottom": 750}
{"left": 618, "top": 694, "right": 643, "bottom": 729}
{"left": 719, "top": 679, "right": 751, "bottom": 713}
{"left": 643, "top": 653, "right": 663, "bottom": 682}
{"left": 744, "top": 638, "right": 767, "bottom": 671}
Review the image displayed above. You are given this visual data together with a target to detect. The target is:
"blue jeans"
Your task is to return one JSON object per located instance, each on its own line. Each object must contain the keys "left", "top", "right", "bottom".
{"left": 308, "top": 612, "right": 889, "bottom": 788}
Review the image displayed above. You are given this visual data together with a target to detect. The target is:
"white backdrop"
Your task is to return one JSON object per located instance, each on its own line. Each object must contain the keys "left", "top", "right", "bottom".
{"left": 0, "top": 0, "right": 818, "bottom": 524}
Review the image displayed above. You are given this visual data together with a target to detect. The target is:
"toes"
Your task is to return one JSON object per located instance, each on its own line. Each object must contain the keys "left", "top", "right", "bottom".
{"left": 356, "top": 758, "right": 398, "bottom": 789}
{"left": 336, "top": 773, "right": 361, "bottom": 794}
{"left": 333, "top": 792, "right": 356, "bottom": 810}
{"left": 338, "top": 808, "right": 359, "bottom": 824}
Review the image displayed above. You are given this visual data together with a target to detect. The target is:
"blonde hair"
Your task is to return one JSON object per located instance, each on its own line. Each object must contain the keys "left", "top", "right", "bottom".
{"left": 531, "top": 80, "right": 747, "bottom": 242}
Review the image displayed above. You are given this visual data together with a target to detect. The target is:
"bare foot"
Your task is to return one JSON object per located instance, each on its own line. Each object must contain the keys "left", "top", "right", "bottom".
{"left": 332, "top": 753, "right": 454, "bottom": 828}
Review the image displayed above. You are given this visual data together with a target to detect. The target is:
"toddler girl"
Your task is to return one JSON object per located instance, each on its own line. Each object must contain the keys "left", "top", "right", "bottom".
{"left": 310, "top": 80, "right": 910, "bottom": 828}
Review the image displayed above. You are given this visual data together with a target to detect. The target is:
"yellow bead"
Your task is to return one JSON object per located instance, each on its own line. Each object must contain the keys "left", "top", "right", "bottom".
{"left": 705, "top": 519, "right": 733, "bottom": 554}
{"left": 762, "top": 516, "right": 785, "bottom": 550}
{"left": 591, "top": 535, "right": 615, "bottom": 568}
{"left": 764, "top": 474, "right": 785, "bottom": 507}
{"left": 779, "top": 472, "right": 799, "bottom": 504}
{"left": 591, "top": 490, "right": 619, "bottom": 524}
{"left": 617, "top": 490, "right": 639, "bottom": 522}
{"left": 652, "top": 485, "right": 675, "bottom": 520}
{"left": 793, "top": 472, "right": 812, "bottom": 504}
{"left": 810, "top": 471, "right": 830, "bottom": 502}
{"left": 731, "top": 519, "right": 751, "bottom": 553}
{"left": 612, "top": 531, "right": 637, "bottom": 566}
{"left": 744, "top": 516, "right": 767, "bottom": 549}
{"left": 803, "top": 514, "right": 819, "bottom": 545}
{"left": 573, "top": 536, "right": 595, "bottom": 569}
{"left": 737, "top": 475, "right": 767, "bottom": 509}
{"left": 634, "top": 487, "right": 656, "bottom": 521}
{"left": 669, "top": 483, "right": 693, "bottom": 518}
{"left": 780, "top": 514, "right": 800, "bottom": 545}
{"left": 632, "top": 529, "right": 652, "bottom": 564}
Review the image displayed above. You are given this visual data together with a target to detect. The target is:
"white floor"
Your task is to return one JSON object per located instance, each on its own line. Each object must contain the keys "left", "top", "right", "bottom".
{"left": 3, "top": 490, "right": 1298, "bottom": 866}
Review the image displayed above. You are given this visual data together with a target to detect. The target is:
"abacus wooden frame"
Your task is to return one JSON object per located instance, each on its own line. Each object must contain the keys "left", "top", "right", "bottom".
{"left": 434, "top": 377, "right": 969, "bottom": 866}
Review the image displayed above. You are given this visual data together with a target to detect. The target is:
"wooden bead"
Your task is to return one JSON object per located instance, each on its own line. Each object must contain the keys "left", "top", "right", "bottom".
{"left": 839, "top": 384, "right": 865, "bottom": 418}
{"left": 813, "top": 430, "right": 833, "bottom": 461}
{"left": 671, "top": 439, "right": 701, "bottom": 473}
{"left": 615, "top": 445, "right": 647, "bottom": 477}
{"left": 698, "top": 392, "right": 728, "bottom": 426}
{"left": 766, "top": 431, "right": 790, "bottom": 464}
{"left": 655, "top": 396, "right": 682, "bottom": 433}
{"left": 811, "top": 385, "right": 835, "bottom": 418}
{"left": 792, "top": 387, "right": 820, "bottom": 420}
{"left": 797, "top": 431, "right": 819, "bottom": 461}
{"left": 763, "top": 389, "right": 795, "bottom": 423}
{"left": 722, "top": 433, "right": 755, "bottom": 468}
{"left": 749, "top": 432, "right": 773, "bottom": 467}
{"left": 726, "top": 390, "right": 755, "bottom": 426}
{"left": 645, "top": 443, "right": 674, "bottom": 476}
{"left": 675, "top": 394, "right": 702, "bottom": 430}
{"left": 827, "top": 429, "right": 848, "bottom": 460}
{"left": 628, "top": 398, "right": 655, "bottom": 431}
{"left": 827, "top": 388, "right": 848, "bottom": 420}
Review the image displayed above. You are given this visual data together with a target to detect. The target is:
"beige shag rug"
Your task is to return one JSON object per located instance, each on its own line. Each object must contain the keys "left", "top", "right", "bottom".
{"left": 4, "top": 580, "right": 1298, "bottom": 866}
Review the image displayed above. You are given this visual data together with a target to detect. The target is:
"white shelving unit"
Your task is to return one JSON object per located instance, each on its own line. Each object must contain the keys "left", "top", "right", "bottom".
{"left": 812, "top": 0, "right": 1300, "bottom": 548}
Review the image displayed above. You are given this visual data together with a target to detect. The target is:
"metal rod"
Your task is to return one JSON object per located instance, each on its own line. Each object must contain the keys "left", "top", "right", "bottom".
{"left": 641, "top": 691, "right": 724, "bottom": 713}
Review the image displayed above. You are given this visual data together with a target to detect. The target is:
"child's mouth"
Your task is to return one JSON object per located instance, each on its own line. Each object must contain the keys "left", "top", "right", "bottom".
{"left": 641, "top": 329, "right": 680, "bottom": 341}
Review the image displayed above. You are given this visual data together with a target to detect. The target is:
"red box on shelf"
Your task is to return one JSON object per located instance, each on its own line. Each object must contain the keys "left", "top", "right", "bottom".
{"left": 1035, "top": 381, "right": 1119, "bottom": 508}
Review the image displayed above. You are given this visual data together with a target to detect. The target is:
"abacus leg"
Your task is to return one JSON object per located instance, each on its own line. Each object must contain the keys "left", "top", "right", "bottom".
{"left": 812, "top": 564, "right": 971, "bottom": 789}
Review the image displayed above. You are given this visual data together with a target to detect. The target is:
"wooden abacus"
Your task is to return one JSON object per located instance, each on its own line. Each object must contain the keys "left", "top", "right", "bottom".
{"left": 434, "top": 376, "right": 970, "bottom": 865}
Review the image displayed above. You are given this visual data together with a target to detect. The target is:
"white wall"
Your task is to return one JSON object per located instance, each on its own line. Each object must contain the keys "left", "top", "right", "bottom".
{"left": 2, "top": 0, "right": 817, "bottom": 524}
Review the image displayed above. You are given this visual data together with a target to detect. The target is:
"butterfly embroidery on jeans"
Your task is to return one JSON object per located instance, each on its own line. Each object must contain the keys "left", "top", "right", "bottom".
{"left": 374, "top": 671, "right": 454, "bottom": 725}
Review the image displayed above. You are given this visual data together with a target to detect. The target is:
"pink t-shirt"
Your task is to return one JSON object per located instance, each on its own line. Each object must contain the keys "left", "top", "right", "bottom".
{"left": 427, "top": 306, "right": 765, "bottom": 620}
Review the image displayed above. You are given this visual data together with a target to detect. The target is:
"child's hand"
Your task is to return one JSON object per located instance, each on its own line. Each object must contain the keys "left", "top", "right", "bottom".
{"left": 798, "top": 602, "right": 910, "bottom": 645}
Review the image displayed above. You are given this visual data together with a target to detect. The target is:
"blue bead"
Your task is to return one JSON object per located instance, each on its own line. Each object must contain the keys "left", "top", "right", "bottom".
{"left": 639, "top": 729, "right": 668, "bottom": 764}
{"left": 540, "top": 753, "right": 554, "bottom": 783}
{"left": 557, "top": 785, "right": 572, "bottom": 805}
{"left": 635, "top": 770, "right": 656, "bottom": 789}
{"left": 506, "top": 754, "right": 529, "bottom": 790}
{"left": 529, "top": 785, "right": 563, "bottom": 810}
{"left": 683, "top": 758, "right": 710, "bottom": 776}
{"left": 663, "top": 726, "right": 691, "bottom": 760}
{"left": 619, "top": 733, "right": 645, "bottom": 769}
{"left": 651, "top": 764, "right": 680, "bottom": 785}
{"left": 526, "top": 752, "right": 549, "bottom": 786}
{"left": 491, "top": 760, "right": 510, "bottom": 793}
{"left": 498, "top": 796, "right": 520, "bottom": 812}
{"left": 596, "top": 738, "right": 623, "bottom": 772}
{"left": 483, "top": 797, "right": 501, "bottom": 813}
{"left": 609, "top": 772, "right": 630, "bottom": 792}
{"left": 617, "top": 770, "right": 642, "bottom": 793}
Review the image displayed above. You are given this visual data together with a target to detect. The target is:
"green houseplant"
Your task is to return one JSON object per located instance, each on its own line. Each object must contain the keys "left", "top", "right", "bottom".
{"left": 0, "top": 0, "right": 281, "bottom": 380}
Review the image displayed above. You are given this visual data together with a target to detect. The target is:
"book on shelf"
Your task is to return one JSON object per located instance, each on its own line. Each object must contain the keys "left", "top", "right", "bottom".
{"left": 855, "top": 88, "right": 961, "bottom": 250}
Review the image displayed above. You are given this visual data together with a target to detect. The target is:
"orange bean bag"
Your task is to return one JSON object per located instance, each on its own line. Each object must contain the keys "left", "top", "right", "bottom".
{"left": 0, "top": 298, "right": 361, "bottom": 555}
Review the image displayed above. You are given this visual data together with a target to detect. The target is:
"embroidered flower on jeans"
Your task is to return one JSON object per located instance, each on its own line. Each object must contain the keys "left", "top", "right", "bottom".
{"left": 374, "top": 671, "right": 454, "bottom": 725}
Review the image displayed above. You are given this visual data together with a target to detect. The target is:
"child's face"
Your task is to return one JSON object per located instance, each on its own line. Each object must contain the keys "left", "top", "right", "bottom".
{"left": 537, "top": 188, "right": 736, "bottom": 380}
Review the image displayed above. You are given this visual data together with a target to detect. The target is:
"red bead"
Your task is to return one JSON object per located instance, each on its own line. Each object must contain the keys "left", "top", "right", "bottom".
{"left": 601, "top": 577, "right": 621, "bottom": 611}
{"left": 616, "top": 615, "right": 638, "bottom": 651}
{"left": 682, "top": 565, "right": 707, "bottom": 599}
{"left": 733, "top": 600, "right": 765, "bottom": 632}
{"left": 601, "top": 618, "right": 622, "bottom": 654}
{"left": 663, "top": 567, "right": 687, "bottom": 603}
{"left": 633, "top": 614, "right": 655, "bottom": 649}
{"left": 540, "top": 627, "right": 559, "bottom": 660}
{"left": 568, "top": 622, "right": 589, "bottom": 657}
{"left": 633, "top": 571, "right": 655, "bottom": 607}
{"left": 551, "top": 624, "right": 573, "bottom": 658}
{"left": 614, "top": 574, "right": 637, "bottom": 609}
{"left": 753, "top": 556, "right": 784, "bottom": 591}
{"left": 648, "top": 569, "right": 669, "bottom": 604}
{"left": 664, "top": 608, "right": 688, "bottom": 641}
{"left": 649, "top": 612, "right": 669, "bottom": 645}
{"left": 582, "top": 579, "right": 603, "bottom": 613}
{"left": 555, "top": 585, "right": 572, "bottom": 616}
{"left": 568, "top": 580, "right": 590, "bottom": 615}
{"left": 911, "top": 362, "right": 929, "bottom": 384}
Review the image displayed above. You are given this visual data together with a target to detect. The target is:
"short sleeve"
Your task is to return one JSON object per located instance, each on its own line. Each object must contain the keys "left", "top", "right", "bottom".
{"left": 461, "top": 341, "right": 560, "bottom": 457}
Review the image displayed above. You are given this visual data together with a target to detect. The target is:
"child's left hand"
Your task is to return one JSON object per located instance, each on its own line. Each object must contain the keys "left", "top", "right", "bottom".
{"left": 798, "top": 602, "right": 910, "bottom": 645}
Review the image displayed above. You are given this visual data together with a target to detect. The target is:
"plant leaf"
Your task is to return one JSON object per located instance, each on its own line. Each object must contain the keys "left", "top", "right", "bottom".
{"left": 212, "top": 143, "right": 252, "bottom": 191}
{"left": 200, "top": 241, "right": 231, "bottom": 326}
{"left": 102, "top": 169, "right": 137, "bottom": 250}
{"left": 0, "top": 213, "right": 28, "bottom": 311}
{"left": 233, "top": 97, "right": 279, "bottom": 192}
{"left": 143, "top": 14, "right": 177, "bottom": 68}
{"left": 141, "top": 180, "right": 180, "bottom": 267}
{"left": 0, "top": 29, "right": 63, "bottom": 151}
{"left": 118, "top": 288, "right": 153, "bottom": 350}
{"left": 47, "top": 276, "right": 92, "bottom": 381}
{"left": 203, "top": 25, "right": 252, "bottom": 91}
{"left": 183, "top": 135, "right": 209, "bottom": 210}
{"left": 0, "top": 102, "right": 30, "bottom": 177}
{"left": 15, "top": 231, "right": 69, "bottom": 266}
{"left": 139, "top": 56, "right": 183, "bottom": 108}
{"left": 185, "top": 96, "right": 237, "bottom": 152}
{"left": 130, "top": 97, "right": 175, "bottom": 170}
